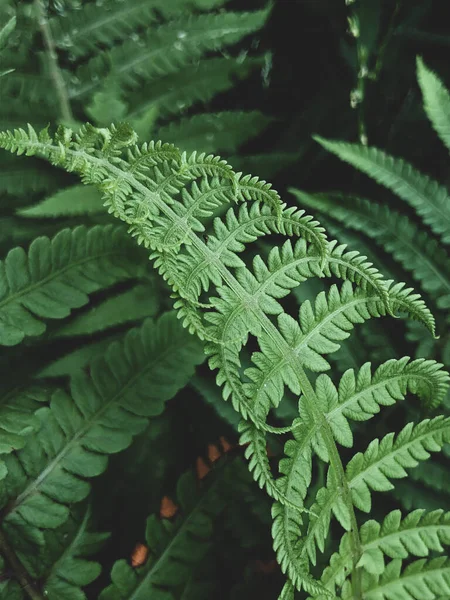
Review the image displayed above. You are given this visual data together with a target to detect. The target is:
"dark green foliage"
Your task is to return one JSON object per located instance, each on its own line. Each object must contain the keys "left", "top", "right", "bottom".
{"left": 0, "top": 2, "right": 449, "bottom": 599}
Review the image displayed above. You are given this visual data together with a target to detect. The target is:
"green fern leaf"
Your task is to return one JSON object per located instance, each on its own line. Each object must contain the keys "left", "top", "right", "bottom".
{"left": 320, "top": 509, "right": 450, "bottom": 594}
{"left": 271, "top": 423, "right": 314, "bottom": 591}
{"left": 291, "top": 190, "right": 450, "bottom": 311}
{"left": 21, "top": 505, "right": 108, "bottom": 598}
{"left": 1, "top": 121, "right": 448, "bottom": 600}
{"left": 0, "top": 225, "right": 144, "bottom": 346}
{"left": 417, "top": 57, "right": 450, "bottom": 153}
{"left": 346, "top": 417, "right": 450, "bottom": 512}
{"left": 0, "top": 386, "right": 52, "bottom": 481}
{"left": 17, "top": 185, "right": 104, "bottom": 218}
{"left": 127, "top": 56, "right": 263, "bottom": 121}
{"left": 314, "top": 136, "right": 450, "bottom": 244}
{"left": 51, "top": 0, "right": 229, "bottom": 59}
{"left": 74, "top": 7, "right": 270, "bottom": 99}
{"left": 0, "top": 314, "right": 203, "bottom": 551}
{"left": 157, "top": 111, "right": 274, "bottom": 154}
{"left": 304, "top": 417, "right": 450, "bottom": 566}
{"left": 317, "top": 357, "right": 449, "bottom": 434}
{"left": 54, "top": 282, "right": 159, "bottom": 338}
{"left": 99, "top": 467, "right": 230, "bottom": 599}
{"left": 345, "top": 557, "right": 450, "bottom": 600}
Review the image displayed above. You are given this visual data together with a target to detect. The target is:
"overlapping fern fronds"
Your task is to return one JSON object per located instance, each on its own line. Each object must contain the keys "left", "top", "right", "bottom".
{"left": 291, "top": 56, "right": 450, "bottom": 521}
{"left": 2, "top": 118, "right": 448, "bottom": 599}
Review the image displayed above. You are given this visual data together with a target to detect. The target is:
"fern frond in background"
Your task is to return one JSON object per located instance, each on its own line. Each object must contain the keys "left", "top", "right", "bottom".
{"left": 292, "top": 57, "right": 450, "bottom": 517}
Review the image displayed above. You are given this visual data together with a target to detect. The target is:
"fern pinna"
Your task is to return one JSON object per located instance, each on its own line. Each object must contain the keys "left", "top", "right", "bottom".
{"left": 0, "top": 121, "right": 449, "bottom": 600}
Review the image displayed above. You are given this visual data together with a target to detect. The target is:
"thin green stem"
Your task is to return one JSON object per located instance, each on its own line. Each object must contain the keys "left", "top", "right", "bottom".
{"left": 35, "top": 0, "right": 73, "bottom": 123}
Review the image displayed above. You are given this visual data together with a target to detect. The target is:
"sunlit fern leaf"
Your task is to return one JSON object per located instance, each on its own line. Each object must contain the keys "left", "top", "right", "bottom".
{"left": 51, "top": 0, "right": 230, "bottom": 59}
{"left": 127, "top": 56, "right": 263, "bottom": 121}
{"left": 241, "top": 283, "right": 438, "bottom": 422}
{"left": 0, "top": 225, "right": 145, "bottom": 346}
{"left": 317, "top": 357, "right": 449, "bottom": 434}
{"left": 98, "top": 467, "right": 231, "bottom": 600}
{"left": 17, "top": 185, "right": 104, "bottom": 218}
{"left": 54, "top": 282, "right": 159, "bottom": 338}
{"left": 278, "top": 580, "right": 295, "bottom": 600}
{"left": 272, "top": 358, "right": 449, "bottom": 592}
{"left": 303, "top": 417, "right": 450, "bottom": 567}
{"left": 417, "top": 57, "right": 450, "bottom": 153}
{"left": 318, "top": 509, "right": 450, "bottom": 596}
{"left": 291, "top": 190, "right": 450, "bottom": 312}
{"left": 0, "top": 314, "right": 204, "bottom": 553}
{"left": 341, "top": 557, "right": 450, "bottom": 600}
{"left": 157, "top": 111, "right": 274, "bottom": 154}
{"left": 314, "top": 136, "right": 450, "bottom": 244}
{"left": 271, "top": 424, "right": 315, "bottom": 592}
{"left": 72, "top": 7, "right": 270, "bottom": 99}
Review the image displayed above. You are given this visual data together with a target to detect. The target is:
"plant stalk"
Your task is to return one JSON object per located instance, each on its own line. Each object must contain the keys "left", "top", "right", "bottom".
{"left": 35, "top": 0, "right": 73, "bottom": 123}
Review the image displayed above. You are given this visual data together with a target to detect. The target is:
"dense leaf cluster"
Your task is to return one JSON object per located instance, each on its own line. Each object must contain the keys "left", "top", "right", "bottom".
{"left": 0, "top": 1, "right": 449, "bottom": 599}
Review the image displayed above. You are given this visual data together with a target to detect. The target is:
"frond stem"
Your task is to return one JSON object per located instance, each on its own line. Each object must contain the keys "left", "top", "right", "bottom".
{"left": 35, "top": 0, "right": 73, "bottom": 123}
{"left": 294, "top": 365, "right": 363, "bottom": 599}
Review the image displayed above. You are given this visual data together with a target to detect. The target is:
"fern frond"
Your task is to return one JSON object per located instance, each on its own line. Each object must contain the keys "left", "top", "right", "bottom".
{"left": 271, "top": 423, "right": 314, "bottom": 591}
{"left": 292, "top": 190, "right": 450, "bottom": 311}
{"left": 17, "top": 184, "right": 104, "bottom": 218}
{"left": 318, "top": 357, "right": 449, "bottom": 441}
{"left": 73, "top": 7, "right": 270, "bottom": 98}
{"left": 346, "top": 417, "right": 450, "bottom": 512}
{"left": 157, "top": 111, "right": 274, "bottom": 153}
{"left": 320, "top": 509, "right": 450, "bottom": 594}
{"left": 0, "top": 386, "right": 52, "bottom": 478}
{"left": 99, "top": 467, "right": 230, "bottom": 599}
{"left": 302, "top": 417, "right": 450, "bottom": 567}
{"left": 314, "top": 136, "right": 450, "bottom": 244}
{"left": 343, "top": 557, "right": 450, "bottom": 600}
{"left": 0, "top": 156, "right": 64, "bottom": 197}
{"left": 0, "top": 314, "right": 203, "bottom": 549}
{"left": 127, "top": 56, "right": 263, "bottom": 120}
{"left": 54, "top": 282, "right": 159, "bottom": 338}
{"left": 417, "top": 57, "right": 450, "bottom": 153}
{"left": 1, "top": 122, "right": 448, "bottom": 599}
{"left": 32, "top": 505, "right": 108, "bottom": 597}
{"left": 0, "top": 225, "right": 144, "bottom": 346}
{"left": 51, "top": 0, "right": 229, "bottom": 59}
